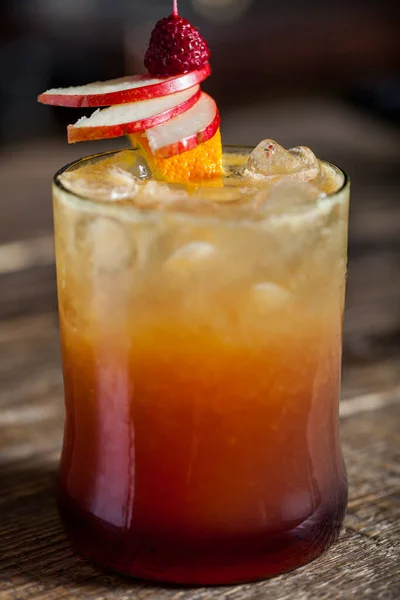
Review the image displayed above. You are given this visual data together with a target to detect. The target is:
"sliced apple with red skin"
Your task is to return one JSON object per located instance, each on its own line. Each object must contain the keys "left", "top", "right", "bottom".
{"left": 143, "top": 92, "right": 220, "bottom": 158}
{"left": 38, "top": 64, "right": 211, "bottom": 108}
{"left": 67, "top": 85, "right": 201, "bottom": 143}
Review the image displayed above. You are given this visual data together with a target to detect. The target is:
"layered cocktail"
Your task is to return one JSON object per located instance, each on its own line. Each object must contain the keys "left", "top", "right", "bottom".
{"left": 52, "top": 146, "right": 349, "bottom": 583}
{"left": 40, "top": 0, "right": 349, "bottom": 585}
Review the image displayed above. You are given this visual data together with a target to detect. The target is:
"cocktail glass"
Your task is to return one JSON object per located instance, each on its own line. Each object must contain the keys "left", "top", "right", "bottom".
{"left": 53, "top": 147, "right": 350, "bottom": 584}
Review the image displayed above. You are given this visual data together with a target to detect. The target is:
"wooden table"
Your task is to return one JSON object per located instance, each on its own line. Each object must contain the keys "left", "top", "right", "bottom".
{"left": 1, "top": 101, "right": 399, "bottom": 598}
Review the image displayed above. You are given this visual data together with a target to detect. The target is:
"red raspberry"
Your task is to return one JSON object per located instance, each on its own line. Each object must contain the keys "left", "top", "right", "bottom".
{"left": 144, "top": 1, "right": 210, "bottom": 77}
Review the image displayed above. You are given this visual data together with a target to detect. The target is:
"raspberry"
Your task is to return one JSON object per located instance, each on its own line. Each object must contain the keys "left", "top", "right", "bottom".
{"left": 144, "top": 1, "right": 210, "bottom": 77}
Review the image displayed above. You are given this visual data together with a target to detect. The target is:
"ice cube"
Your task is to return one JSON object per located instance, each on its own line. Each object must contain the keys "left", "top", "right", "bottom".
{"left": 255, "top": 179, "right": 323, "bottom": 213}
{"left": 244, "top": 140, "right": 320, "bottom": 182}
{"left": 133, "top": 181, "right": 189, "bottom": 209}
{"left": 98, "top": 150, "right": 151, "bottom": 180}
{"left": 165, "top": 242, "right": 216, "bottom": 274}
{"left": 84, "top": 217, "right": 137, "bottom": 274}
{"left": 250, "top": 282, "right": 292, "bottom": 312}
{"left": 60, "top": 164, "right": 138, "bottom": 202}
{"left": 316, "top": 161, "right": 345, "bottom": 195}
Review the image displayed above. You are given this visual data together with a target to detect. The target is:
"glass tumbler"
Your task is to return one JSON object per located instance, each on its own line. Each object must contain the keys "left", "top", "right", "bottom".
{"left": 53, "top": 148, "right": 350, "bottom": 584}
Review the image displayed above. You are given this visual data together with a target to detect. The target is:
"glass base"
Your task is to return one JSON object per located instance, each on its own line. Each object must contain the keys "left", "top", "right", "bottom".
{"left": 58, "top": 483, "right": 347, "bottom": 585}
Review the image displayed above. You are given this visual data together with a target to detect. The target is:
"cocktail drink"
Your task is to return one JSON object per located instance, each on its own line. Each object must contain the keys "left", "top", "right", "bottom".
{"left": 52, "top": 147, "right": 349, "bottom": 584}
{"left": 39, "top": 0, "right": 349, "bottom": 585}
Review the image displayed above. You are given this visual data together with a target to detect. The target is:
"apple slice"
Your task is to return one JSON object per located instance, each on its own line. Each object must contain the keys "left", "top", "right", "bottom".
{"left": 38, "top": 64, "right": 211, "bottom": 108}
{"left": 144, "top": 92, "right": 220, "bottom": 158}
{"left": 67, "top": 85, "right": 201, "bottom": 143}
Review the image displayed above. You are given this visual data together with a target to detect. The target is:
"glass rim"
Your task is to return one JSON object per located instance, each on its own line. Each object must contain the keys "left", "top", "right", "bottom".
{"left": 53, "top": 146, "right": 350, "bottom": 222}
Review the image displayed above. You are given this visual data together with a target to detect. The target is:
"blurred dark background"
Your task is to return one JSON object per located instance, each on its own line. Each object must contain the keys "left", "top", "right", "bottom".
{"left": 0, "top": 0, "right": 399, "bottom": 358}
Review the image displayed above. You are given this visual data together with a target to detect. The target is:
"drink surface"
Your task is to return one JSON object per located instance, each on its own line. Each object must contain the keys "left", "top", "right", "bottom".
{"left": 58, "top": 141, "right": 344, "bottom": 209}
{"left": 54, "top": 146, "right": 349, "bottom": 583}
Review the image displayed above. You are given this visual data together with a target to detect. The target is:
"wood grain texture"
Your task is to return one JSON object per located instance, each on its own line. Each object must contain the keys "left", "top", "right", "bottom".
{"left": 0, "top": 123, "right": 399, "bottom": 599}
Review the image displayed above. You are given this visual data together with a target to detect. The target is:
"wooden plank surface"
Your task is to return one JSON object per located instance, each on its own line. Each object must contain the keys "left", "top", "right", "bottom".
{"left": 1, "top": 102, "right": 399, "bottom": 598}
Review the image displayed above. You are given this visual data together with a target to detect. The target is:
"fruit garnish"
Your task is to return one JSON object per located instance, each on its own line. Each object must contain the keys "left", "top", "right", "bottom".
{"left": 38, "top": 0, "right": 222, "bottom": 183}
{"left": 132, "top": 130, "right": 222, "bottom": 185}
{"left": 146, "top": 130, "right": 223, "bottom": 184}
{"left": 37, "top": 64, "right": 211, "bottom": 108}
{"left": 142, "top": 93, "right": 219, "bottom": 158}
{"left": 145, "top": 0, "right": 210, "bottom": 77}
{"left": 130, "top": 92, "right": 222, "bottom": 183}
{"left": 67, "top": 85, "right": 201, "bottom": 143}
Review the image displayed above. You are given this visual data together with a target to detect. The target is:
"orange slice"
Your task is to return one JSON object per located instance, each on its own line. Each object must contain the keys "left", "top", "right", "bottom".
{"left": 130, "top": 129, "right": 223, "bottom": 184}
